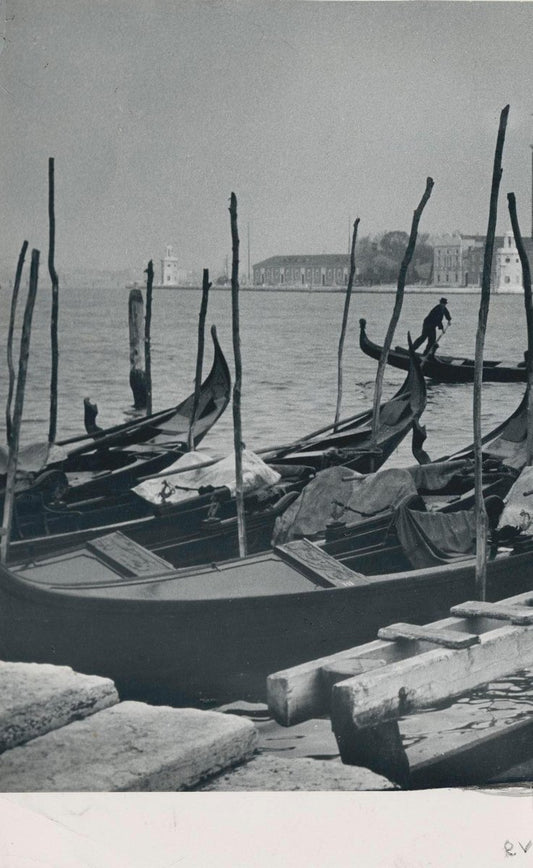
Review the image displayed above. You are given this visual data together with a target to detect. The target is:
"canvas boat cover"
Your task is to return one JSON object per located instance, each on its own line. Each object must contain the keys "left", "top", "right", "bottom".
{"left": 272, "top": 466, "right": 418, "bottom": 545}
{"left": 133, "top": 449, "right": 282, "bottom": 506}
{"left": 394, "top": 495, "right": 477, "bottom": 569}
{"left": 497, "top": 465, "right": 533, "bottom": 535}
{"left": 0, "top": 441, "right": 69, "bottom": 476}
{"left": 405, "top": 458, "right": 473, "bottom": 491}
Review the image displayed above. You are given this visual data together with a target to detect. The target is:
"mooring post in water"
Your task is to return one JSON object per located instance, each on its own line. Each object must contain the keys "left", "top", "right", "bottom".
{"left": 128, "top": 288, "right": 147, "bottom": 410}
{"left": 6, "top": 241, "right": 29, "bottom": 446}
{"left": 474, "top": 105, "right": 509, "bottom": 601}
{"left": 1, "top": 250, "right": 40, "bottom": 565}
{"left": 188, "top": 268, "right": 211, "bottom": 451}
{"left": 507, "top": 192, "right": 533, "bottom": 465}
{"left": 229, "top": 192, "right": 247, "bottom": 558}
{"left": 370, "top": 178, "right": 434, "bottom": 466}
{"left": 144, "top": 260, "right": 154, "bottom": 416}
{"left": 48, "top": 157, "right": 59, "bottom": 444}
{"left": 334, "top": 218, "right": 360, "bottom": 431}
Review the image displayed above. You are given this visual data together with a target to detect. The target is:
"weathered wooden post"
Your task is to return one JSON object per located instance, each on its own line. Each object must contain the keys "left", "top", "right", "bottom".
{"left": 1, "top": 249, "right": 40, "bottom": 564}
{"left": 474, "top": 105, "right": 509, "bottom": 601}
{"left": 144, "top": 260, "right": 154, "bottom": 416}
{"left": 6, "top": 240, "right": 29, "bottom": 445}
{"left": 334, "top": 218, "right": 360, "bottom": 430}
{"left": 48, "top": 157, "right": 59, "bottom": 444}
{"left": 188, "top": 268, "right": 211, "bottom": 451}
{"left": 229, "top": 192, "right": 247, "bottom": 558}
{"left": 370, "top": 178, "right": 434, "bottom": 459}
{"left": 507, "top": 192, "right": 533, "bottom": 465}
{"left": 128, "top": 288, "right": 147, "bottom": 410}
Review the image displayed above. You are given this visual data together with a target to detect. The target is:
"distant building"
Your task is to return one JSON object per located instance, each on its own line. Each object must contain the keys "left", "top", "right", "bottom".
{"left": 493, "top": 230, "right": 533, "bottom": 293}
{"left": 160, "top": 246, "right": 188, "bottom": 287}
{"left": 432, "top": 233, "right": 505, "bottom": 288}
{"left": 253, "top": 255, "right": 351, "bottom": 288}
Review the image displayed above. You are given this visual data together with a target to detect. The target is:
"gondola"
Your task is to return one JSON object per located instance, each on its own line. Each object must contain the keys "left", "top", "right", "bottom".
{"left": 359, "top": 317, "right": 527, "bottom": 383}
{"left": 279, "top": 381, "right": 529, "bottom": 572}
{"left": 2, "top": 326, "right": 231, "bottom": 504}
{"left": 260, "top": 338, "right": 427, "bottom": 472}
{"left": 2, "top": 514, "right": 533, "bottom": 707}
{"left": 6, "top": 347, "right": 426, "bottom": 563}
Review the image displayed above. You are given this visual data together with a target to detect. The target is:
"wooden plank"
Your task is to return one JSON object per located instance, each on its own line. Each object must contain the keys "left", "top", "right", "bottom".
{"left": 450, "top": 600, "right": 533, "bottom": 626}
{"left": 87, "top": 531, "right": 174, "bottom": 577}
{"left": 268, "top": 590, "right": 533, "bottom": 726}
{"left": 275, "top": 539, "right": 369, "bottom": 588}
{"left": 377, "top": 622, "right": 480, "bottom": 649}
{"left": 332, "top": 622, "right": 533, "bottom": 731}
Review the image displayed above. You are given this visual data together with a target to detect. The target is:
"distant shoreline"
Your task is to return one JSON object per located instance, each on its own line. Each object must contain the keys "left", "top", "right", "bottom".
{"left": 124, "top": 283, "right": 523, "bottom": 296}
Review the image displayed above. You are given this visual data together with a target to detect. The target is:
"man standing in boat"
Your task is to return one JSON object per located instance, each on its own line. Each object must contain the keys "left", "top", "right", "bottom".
{"left": 412, "top": 297, "right": 451, "bottom": 355}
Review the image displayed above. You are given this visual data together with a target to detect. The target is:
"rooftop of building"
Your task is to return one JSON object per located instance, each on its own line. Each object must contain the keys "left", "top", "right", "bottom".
{"left": 254, "top": 254, "right": 350, "bottom": 268}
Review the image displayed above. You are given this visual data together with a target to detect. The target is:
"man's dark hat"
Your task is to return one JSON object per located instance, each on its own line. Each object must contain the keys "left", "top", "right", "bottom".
{"left": 440, "top": 297, "right": 448, "bottom": 304}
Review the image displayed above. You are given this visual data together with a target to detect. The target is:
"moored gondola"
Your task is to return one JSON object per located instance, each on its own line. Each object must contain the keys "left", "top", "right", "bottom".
{"left": 2, "top": 517, "right": 533, "bottom": 706}
{"left": 0, "top": 326, "right": 231, "bottom": 504}
{"left": 359, "top": 317, "right": 527, "bottom": 383}
{"left": 6, "top": 348, "right": 426, "bottom": 562}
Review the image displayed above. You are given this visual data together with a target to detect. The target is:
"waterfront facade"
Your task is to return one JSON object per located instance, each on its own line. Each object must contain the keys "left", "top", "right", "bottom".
{"left": 253, "top": 255, "right": 351, "bottom": 288}
{"left": 494, "top": 231, "right": 533, "bottom": 293}
{"left": 161, "top": 246, "right": 188, "bottom": 287}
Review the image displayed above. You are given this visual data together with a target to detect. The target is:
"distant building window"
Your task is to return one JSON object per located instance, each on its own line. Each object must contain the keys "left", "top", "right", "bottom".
{"left": 455, "top": 273, "right": 458, "bottom": 282}
{"left": 505, "top": 276, "right": 510, "bottom": 284}
{"left": 505, "top": 257, "right": 510, "bottom": 263}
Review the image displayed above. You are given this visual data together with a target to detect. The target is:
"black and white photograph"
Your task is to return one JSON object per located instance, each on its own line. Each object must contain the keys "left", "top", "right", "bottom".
{"left": 1, "top": 0, "right": 533, "bottom": 863}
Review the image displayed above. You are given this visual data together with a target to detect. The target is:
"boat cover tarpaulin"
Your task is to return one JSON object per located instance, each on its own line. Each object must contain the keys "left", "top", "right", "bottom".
{"left": 272, "top": 466, "right": 418, "bottom": 545}
{"left": 394, "top": 496, "right": 477, "bottom": 568}
{"left": 0, "top": 441, "right": 69, "bottom": 475}
{"left": 497, "top": 465, "right": 533, "bottom": 535}
{"left": 405, "top": 459, "right": 473, "bottom": 491}
{"left": 133, "top": 449, "right": 281, "bottom": 506}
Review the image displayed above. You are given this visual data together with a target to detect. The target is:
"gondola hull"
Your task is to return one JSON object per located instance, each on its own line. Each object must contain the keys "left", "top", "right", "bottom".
{"left": 1, "top": 544, "right": 533, "bottom": 706}
{"left": 359, "top": 318, "right": 527, "bottom": 383}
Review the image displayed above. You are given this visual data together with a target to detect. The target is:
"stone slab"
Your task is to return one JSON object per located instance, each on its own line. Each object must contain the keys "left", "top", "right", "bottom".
{"left": 195, "top": 754, "right": 396, "bottom": 790}
{"left": 0, "top": 701, "right": 258, "bottom": 791}
{"left": 0, "top": 661, "right": 118, "bottom": 753}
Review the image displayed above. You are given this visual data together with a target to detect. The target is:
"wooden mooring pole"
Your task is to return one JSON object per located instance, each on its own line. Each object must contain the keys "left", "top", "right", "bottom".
{"left": 6, "top": 241, "right": 29, "bottom": 445}
{"left": 144, "top": 260, "right": 154, "bottom": 416}
{"left": 128, "top": 289, "right": 147, "bottom": 410}
{"left": 370, "top": 178, "right": 434, "bottom": 457}
{"left": 229, "top": 192, "right": 247, "bottom": 558}
{"left": 48, "top": 157, "right": 59, "bottom": 444}
{"left": 474, "top": 104, "right": 509, "bottom": 601}
{"left": 188, "top": 268, "right": 211, "bottom": 451}
{"left": 334, "top": 218, "right": 360, "bottom": 430}
{"left": 507, "top": 192, "right": 533, "bottom": 465}
{"left": 1, "top": 250, "right": 40, "bottom": 565}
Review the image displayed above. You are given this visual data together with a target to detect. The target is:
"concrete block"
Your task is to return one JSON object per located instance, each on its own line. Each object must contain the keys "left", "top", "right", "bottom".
{"left": 0, "top": 701, "right": 258, "bottom": 791}
{"left": 0, "top": 661, "right": 118, "bottom": 753}
{"left": 195, "top": 754, "right": 397, "bottom": 790}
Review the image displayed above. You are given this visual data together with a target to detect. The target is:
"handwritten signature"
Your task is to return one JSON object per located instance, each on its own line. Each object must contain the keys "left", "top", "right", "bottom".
{"left": 505, "top": 841, "right": 533, "bottom": 857}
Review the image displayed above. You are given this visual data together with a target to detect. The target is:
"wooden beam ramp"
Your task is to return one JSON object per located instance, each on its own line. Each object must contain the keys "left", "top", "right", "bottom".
{"left": 266, "top": 591, "right": 533, "bottom": 788}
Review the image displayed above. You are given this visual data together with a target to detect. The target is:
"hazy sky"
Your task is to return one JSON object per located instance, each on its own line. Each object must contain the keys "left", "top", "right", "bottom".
{"left": 2, "top": 1, "right": 533, "bottom": 278}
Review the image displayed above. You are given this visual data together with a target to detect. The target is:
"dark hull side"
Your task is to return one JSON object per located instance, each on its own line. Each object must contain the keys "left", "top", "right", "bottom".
{"left": 1, "top": 551, "right": 532, "bottom": 706}
{"left": 359, "top": 321, "right": 526, "bottom": 383}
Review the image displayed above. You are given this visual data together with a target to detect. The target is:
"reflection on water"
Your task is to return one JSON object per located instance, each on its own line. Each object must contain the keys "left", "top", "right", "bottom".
{"left": 401, "top": 669, "right": 533, "bottom": 752}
